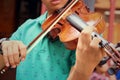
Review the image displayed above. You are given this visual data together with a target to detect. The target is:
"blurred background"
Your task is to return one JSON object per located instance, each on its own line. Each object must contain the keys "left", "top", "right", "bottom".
{"left": 0, "top": 0, "right": 41, "bottom": 38}
{"left": 0, "top": 0, "right": 120, "bottom": 43}
{"left": 0, "top": 0, "right": 120, "bottom": 80}
{"left": 95, "top": 0, "right": 120, "bottom": 44}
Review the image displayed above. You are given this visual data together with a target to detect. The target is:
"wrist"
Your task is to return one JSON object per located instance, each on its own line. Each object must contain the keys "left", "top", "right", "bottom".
{"left": 74, "top": 63, "right": 94, "bottom": 77}
{"left": 0, "top": 38, "right": 9, "bottom": 55}
{"left": 68, "top": 66, "right": 91, "bottom": 80}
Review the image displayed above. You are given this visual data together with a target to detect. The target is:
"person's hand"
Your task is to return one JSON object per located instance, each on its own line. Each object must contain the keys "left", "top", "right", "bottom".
{"left": 115, "top": 42, "right": 120, "bottom": 52}
{"left": 75, "top": 26, "right": 105, "bottom": 74}
{"left": 1, "top": 40, "right": 27, "bottom": 68}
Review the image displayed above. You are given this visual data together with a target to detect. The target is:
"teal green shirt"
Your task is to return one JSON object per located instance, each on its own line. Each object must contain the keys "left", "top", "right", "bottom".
{"left": 10, "top": 12, "right": 75, "bottom": 80}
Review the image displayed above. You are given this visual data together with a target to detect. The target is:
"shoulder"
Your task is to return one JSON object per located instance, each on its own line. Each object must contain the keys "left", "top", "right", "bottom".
{"left": 10, "top": 12, "right": 48, "bottom": 43}
{"left": 19, "top": 12, "right": 48, "bottom": 31}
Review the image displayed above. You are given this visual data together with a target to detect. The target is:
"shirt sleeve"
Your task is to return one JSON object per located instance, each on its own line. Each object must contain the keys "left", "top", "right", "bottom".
{"left": 9, "top": 19, "right": 32, "bottom": 40}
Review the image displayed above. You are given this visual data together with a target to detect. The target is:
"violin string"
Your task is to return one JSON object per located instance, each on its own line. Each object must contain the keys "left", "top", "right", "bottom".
{"left": 104, "top": 44, "right": 120, "bottom": 65}
{"left": 27, "top": 0, "right": 79, "bottom": 54}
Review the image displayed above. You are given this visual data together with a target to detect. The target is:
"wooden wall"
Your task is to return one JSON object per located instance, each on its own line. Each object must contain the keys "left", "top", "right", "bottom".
{"left": 0, "top": 1, "right": 16, "bottom": 80}
{"left": 95, "top": 0, "right": 120, "bottom": 44}
{"left": 103, "top": 22, "right": 120, "bottom": 44}
{"left": 0, "top": 0, "right": 16, "bottom": 38}
{"left": 0, "top": 0, "right": 41, "bottom": 79}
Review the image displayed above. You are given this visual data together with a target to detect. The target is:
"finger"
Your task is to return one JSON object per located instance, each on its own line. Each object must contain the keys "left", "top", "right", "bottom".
{"left": 116, "top": 47, "right": 120, "bottom": 52}
{"left": 78, "top": 26, "right": 94, "bottom": 46}
{"left": 13, "top": 44, "right": 20, "bottom": 65}
{"left": 90, "top": 37, "right": 101, "bottom": 49}
{"left": 90, "top": 37, "right": 106, "bottom": 58}
{"left": 18, "top": 43, "right": 27, "bottom": 61}
{"left": 93, "top": 27, "right": 98, "bottom": 33}
{"left": 83, "top": 26, "right": 94, "bottom": 34}
{"left": 7, "top": 46, "right": 16, "bottom": 68}
{"left": 2, "top": 46, "right": 9, "bottom": 67}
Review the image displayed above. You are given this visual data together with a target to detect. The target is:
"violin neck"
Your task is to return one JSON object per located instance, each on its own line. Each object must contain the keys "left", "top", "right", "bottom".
{"left": 66, "top": 13, "right": 120, "bottom": 66}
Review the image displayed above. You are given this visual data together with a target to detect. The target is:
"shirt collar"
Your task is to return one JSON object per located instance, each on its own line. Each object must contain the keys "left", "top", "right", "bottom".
{"left": 37, "top": 12, "right": 48, "bottom": 25}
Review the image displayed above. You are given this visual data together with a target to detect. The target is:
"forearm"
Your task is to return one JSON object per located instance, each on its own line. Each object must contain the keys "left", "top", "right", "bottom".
{"left": 0, "top": 55, "right": 5, "bottom": 70}
{"left": 0, "top": 38, "right": 7, "bottom": 70}
{"left": 67, "top": 65, "right": 92, "bottom": 80}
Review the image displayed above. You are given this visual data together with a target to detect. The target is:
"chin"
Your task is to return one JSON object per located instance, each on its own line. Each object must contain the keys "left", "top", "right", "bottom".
{"left": 52, "top": 5, "right": 64, "bottom": 11}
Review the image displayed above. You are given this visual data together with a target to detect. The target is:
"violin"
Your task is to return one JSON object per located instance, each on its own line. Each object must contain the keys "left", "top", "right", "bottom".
{"left": 42, "top": 0, "right": 105, "bottom": 50}
{"left": 41, "top": 0, "right": 120, "bottom": 68}
{"left": 30, "top": 0, "right": 120, "bottom": 67}
{"left": 0, "top": 0, "right": 120, "bottom": 79}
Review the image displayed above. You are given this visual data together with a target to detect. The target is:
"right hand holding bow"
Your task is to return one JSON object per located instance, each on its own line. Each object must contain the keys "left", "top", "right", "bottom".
{"left": 1, "top": 40, "right": 27, "bottom": 68}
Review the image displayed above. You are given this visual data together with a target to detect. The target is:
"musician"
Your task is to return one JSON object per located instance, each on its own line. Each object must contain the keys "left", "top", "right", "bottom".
{"left": 0, "top": 0, "right": 105, "bottom": 80}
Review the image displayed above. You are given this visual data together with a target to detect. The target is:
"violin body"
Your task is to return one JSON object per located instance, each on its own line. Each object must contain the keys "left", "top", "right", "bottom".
{"left": 42, "top": 0, "right": 106, "bottom": 50}
{"left": 0, "top": 0, "right": 119, "bottom": 79}
{"left": 42, "top": 0, "right": 120, "bottom": 67}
